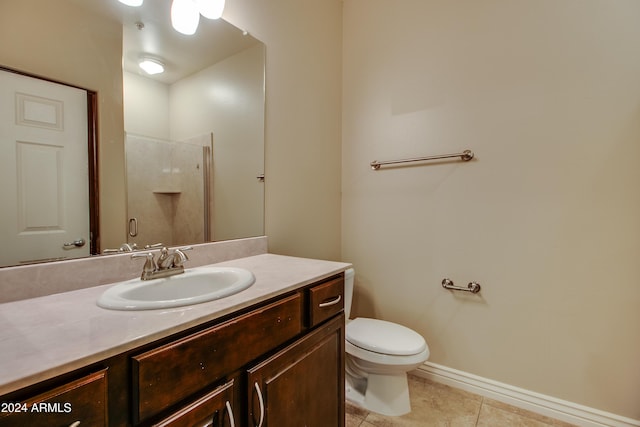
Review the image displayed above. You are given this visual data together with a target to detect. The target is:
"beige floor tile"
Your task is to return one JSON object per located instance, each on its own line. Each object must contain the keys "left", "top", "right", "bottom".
{"left": 347, "top": 401, "right": 368, "bottom": 427}
{"left": 345, "top": 374, "right": 574, "bottom": 427}
{"left": 479, "top": 399, "right": 577, "bottom": 427}
{"left": 347, "top": 412, "right": 364, "bottom": 427}
{"left": 476, "top": 403, "right": 549, "bottom": 427}
{"left": 362, "top": 376, "right": 482, "bottom": 426}
{"left": 348, "top": 401, "right": 370, "bottom": 419}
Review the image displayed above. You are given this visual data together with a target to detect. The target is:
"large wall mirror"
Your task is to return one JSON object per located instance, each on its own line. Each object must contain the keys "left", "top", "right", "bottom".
{"left": 0, "top": 0, "right": 265, "bottom": 268}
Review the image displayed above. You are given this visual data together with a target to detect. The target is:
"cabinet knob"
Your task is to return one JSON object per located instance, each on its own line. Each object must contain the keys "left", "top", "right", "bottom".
{"left": 69, "top": 422, "right": 81, "bottom": 427}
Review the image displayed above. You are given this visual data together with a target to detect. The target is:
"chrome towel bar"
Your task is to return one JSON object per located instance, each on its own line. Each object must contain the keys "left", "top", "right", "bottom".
{"left": 371, "top": 149, "right": 474, "bottom": 170}
{"left": 442, "top": 278, "right": 481, "bottom": 294}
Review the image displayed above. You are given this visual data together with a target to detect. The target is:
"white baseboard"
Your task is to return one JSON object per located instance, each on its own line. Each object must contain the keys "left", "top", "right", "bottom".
{"left": 413, "top": 362, "right": 640, "bottom": 427}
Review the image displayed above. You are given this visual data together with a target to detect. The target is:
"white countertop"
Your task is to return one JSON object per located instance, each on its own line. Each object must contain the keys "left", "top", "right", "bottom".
{"left": 0, "top": 254, "right": 351, "bottom": 395}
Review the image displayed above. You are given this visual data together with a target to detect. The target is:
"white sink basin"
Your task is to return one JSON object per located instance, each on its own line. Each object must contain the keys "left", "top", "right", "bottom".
{"left": 97, "top": 266, "right": 255, "bottom": 310}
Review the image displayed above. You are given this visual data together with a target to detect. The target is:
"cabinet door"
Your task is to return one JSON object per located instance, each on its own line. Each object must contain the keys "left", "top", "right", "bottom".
{"left": 247, "top": 314, "right": 345, "bottom": 427}
{"left": 133, "top": 293, "right": 302, "bottom": 423}
{"left": 153, "top": 380, "right": 236, "bottom": 427}
{"left": 0, "top": 369, "right": 107, "bottom": 427}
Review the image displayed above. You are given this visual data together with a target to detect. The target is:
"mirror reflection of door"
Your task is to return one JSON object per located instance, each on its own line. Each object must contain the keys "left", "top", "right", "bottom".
{"left": 0, "top": 69, "right": 90, "bottom": 266}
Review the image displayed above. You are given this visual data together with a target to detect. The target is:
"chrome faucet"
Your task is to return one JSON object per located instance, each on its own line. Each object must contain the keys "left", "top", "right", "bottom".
{"left": 102, "top": 243, "right": 138, "bottom": 254}
{"left": 132, "top": 246, "right": 193, "bottom": 280}
{"left": 120, "top": 243, "right": 137, "bottom": 252}
{"left": 157, "top": 246, "right": 191, "bottom": 269}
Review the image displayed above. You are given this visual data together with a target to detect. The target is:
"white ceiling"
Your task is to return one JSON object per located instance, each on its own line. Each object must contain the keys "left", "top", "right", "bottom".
{"left": 72, "top": 0, "right": 260, "bottom": 84}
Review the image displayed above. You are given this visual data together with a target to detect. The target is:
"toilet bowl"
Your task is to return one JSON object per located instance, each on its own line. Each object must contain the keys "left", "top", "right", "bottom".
{"left": 343, "top": 268, "right": 429, "bottom": 416}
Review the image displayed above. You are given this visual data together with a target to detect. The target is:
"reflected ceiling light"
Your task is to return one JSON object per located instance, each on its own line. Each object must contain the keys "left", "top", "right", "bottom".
{"left": 139, "top": 58, "right": 165, "bottom": 75}
{"left": 116, "top": 0, "right": 225, "bottom": 35}
{"left": 118, "top": 0, "right": 143, "bottom": 6}
{"left": 195, "top": 0, "right": 225, "bottom": 19}
{"left": 171, "top": 0, "right": 200, "bottom": 35}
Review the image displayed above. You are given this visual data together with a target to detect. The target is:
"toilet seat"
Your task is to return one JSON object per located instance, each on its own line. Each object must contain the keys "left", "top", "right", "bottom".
{"left": 346, "top": 318, "right": 427, "bottom": 356}
{"left": 346, "top": 339, "right": 429, "bottom": 369}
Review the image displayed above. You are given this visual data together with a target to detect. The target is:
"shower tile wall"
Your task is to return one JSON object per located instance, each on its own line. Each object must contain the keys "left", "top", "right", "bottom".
{"left": 125, "top": 134, "right": 207, "bottom": 248}
{"left": 172, "top": 134, "right": 209, "bottom": 245}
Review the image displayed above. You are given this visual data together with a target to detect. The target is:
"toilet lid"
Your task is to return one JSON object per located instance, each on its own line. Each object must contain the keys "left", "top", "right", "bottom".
{"left": 346, "top": 318, "right": 427, "bottom": 356}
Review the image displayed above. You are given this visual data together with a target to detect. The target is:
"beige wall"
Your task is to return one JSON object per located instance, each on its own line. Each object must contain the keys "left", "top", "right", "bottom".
{"left": 0, "top": 0, "right": 127, "bottom": 251}
{"left": 170, "top": 45, "right": 265, "bottom": 241}
{"left": 223, "top": 0, "right": 343, "bottom": 261}
{"left": 342, "top": 0, "right": 640, "bottom": 419}
{"left": 124, "top": 72, "right": 171, "bottom": 140}
{"left": 124, "top": 44, "right": 265, "bottom": 244}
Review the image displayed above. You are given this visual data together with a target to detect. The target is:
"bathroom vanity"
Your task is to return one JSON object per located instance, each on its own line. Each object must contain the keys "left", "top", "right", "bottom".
{"left": 0, "top": 254, "right": 349, "bottom": 426}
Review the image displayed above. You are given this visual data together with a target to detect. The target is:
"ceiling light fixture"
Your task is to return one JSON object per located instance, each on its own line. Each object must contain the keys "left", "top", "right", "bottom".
{"left": 170, "top": 0, "right": 226, "bottom": 35}
{"left": 171, "top": 0, "right": 200, "bottom": 35}
{"left": 139, "top": 58, "right": 165, "bottom": 75}
{"left": 195, "top": 0, "right": 226, "bottom": 20}
{"left": 116, "top": 0, "right": 225, "bottom": 36}
{"left": 118, "top": 0, "right": 144, "bottom": 6}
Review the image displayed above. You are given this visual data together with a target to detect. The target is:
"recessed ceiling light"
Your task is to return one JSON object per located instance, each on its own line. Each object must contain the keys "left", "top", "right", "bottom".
{"left": 139, "top": 58, "right": 165, "bottom": 75}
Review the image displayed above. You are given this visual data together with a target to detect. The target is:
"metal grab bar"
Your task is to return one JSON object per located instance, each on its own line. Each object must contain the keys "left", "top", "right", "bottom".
{"left": 371, "top": 149, "right": 474, "bottom": 170}
{"left": 442, "top": 278, "right": 481, "bottom": 294}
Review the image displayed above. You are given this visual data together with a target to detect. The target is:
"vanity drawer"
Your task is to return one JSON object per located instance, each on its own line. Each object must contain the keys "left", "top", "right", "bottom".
{"left": 153, "top": 380, "right": 235, "bottom": 427}
{"left": 0, "top": 369, "right": 108, "bottom": 427}
{"left": 133, "top": 293, "right": 302, "bottom": 423}
{"left": 308, "top": 276, "right": 344, "bottom": 327}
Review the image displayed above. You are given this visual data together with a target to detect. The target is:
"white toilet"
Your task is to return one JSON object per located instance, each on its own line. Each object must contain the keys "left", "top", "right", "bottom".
{"left": 343, "top": 268, "right": 429, "bottom": 416}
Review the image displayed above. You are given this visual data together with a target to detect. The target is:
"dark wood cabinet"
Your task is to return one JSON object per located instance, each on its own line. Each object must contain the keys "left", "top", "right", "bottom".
{"left": 307, "top": 275, "right": 345, "bottom": 327}
{"left": 0, "top": 273, "right": 345, "bottom": 427}
{"left": 153, "top": 380, "right": 235, "bottom": 427}
{"left": 248, "top": 315, "right": 345, "bottom": 427}
{"left": 0, "top": 369, "right": 108, "bottom": 427}
{"left": 132, "top": 293, "right": 303, "bottom": 424}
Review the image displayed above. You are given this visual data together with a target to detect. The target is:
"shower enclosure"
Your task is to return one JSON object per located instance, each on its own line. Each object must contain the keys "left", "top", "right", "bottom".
{"left": 125, "top": 133, "right": 212, "bottom": 248}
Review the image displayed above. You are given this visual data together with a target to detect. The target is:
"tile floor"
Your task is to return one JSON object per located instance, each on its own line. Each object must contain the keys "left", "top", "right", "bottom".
{"left": 346, "top": 375, "right": 578, "bottom": 427}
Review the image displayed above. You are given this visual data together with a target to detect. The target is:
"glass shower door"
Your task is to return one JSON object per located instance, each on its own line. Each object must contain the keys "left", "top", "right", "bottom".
{"left": 125, "top": 133, "right": 211, "bottom": 248}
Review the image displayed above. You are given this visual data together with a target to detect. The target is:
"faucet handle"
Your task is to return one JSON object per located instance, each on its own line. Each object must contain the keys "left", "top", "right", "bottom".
{"left": 172, "top": 247, "right": 192, "bottom": 267}
{"left": 132, "top": 252, "right": 158, "bottom": 276}
{"left": 119, "top": 243, "right": 138, "bottom": 252}
{"left": 103, "top": 243, "right": 138, "bottom": 253}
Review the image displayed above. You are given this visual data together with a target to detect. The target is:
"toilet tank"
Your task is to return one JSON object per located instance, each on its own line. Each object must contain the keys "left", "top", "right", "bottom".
{"left": 344, "top": 268, "right": 355, "bottom": 319}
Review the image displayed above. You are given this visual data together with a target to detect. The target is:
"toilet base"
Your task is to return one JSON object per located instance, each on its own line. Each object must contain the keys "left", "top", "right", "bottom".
{"left": 346, "top": 372, "right": 411, "bottom": 416}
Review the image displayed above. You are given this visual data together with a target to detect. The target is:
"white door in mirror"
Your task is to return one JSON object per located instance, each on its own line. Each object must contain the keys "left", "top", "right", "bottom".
{"left": 0, "top": 70, "right": 90, "bottom": 266}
